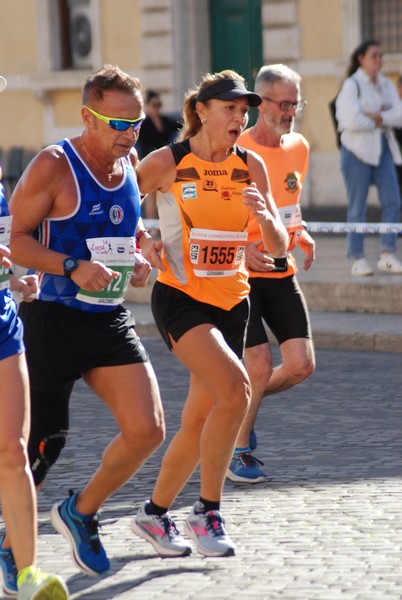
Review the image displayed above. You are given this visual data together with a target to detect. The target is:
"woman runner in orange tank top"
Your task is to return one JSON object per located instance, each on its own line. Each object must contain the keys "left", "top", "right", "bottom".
{"left": 131, "top": 70, "right": 288, "bottom": 558}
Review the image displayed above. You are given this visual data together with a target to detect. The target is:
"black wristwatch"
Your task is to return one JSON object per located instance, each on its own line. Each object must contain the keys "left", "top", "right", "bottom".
{"left": 63, "top": 256, "right": 79, "bottom": 278}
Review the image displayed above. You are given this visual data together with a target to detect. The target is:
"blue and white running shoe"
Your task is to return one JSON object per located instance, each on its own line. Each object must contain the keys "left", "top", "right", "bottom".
{"left": 51, "top": 490, "right": 110, "bottom": 575}
{"left": 0, "top": 535, "right": 17, "bottom": 596}
{"left": 226, "top": 452, "right": 267, "bottom": 483}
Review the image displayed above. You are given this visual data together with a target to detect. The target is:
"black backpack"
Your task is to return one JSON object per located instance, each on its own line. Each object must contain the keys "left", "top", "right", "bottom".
{"left": 329, "top": 77, "right": 360, "bottom": 148}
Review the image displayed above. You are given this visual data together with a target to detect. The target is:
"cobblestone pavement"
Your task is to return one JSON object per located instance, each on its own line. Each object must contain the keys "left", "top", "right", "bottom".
{"left": 1, "top": 339, "right": 401, "bottom": 599}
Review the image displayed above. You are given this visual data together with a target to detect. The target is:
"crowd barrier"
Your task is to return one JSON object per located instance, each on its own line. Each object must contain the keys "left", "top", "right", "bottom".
{"left": 143, "top": 220, "right": 402, "bottom": 235}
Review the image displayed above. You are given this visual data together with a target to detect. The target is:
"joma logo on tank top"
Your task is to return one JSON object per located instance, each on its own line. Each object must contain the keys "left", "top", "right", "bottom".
{"left": 203, "top": 169, "right": 228, "bottom": 176}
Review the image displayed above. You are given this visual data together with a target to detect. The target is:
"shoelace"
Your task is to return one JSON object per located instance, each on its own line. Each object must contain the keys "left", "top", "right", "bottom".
{"left": 204, "top": 511, "right": 226, "bottom": 537}
{"left": 237, "top": 452, "right": 264, "bottom": 467}
{"left": 161, "top": 514, "right": 180, "bottom": 539}
{"left": 83, "top": 514, "right": 102, "bottom": 553}
{"left": 68, "top": 489, "right": 102, "bottom": 554}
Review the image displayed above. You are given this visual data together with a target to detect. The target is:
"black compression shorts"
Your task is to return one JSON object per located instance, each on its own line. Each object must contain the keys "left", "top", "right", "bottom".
{"left": 18, "top": 300, "right": 149, "bottom": 392}
{"left": 151, "top": 281, "right": 249, "bottom": 359}
{"left": 245, "top": 275, "right": 311, "bottom": 348}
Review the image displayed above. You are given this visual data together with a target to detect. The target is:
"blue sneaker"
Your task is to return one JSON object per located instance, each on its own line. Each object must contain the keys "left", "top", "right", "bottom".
{"left": 249, "top": 428, "right": 257, "bottom": 451}
{"left": 226, "top": 452, "right": 267, "bottom": 483}
{"left": 0, "top": 535, "right": 17, "bottom": 596}
{"left": 50, "top": 490, "right": 110, "bottom": 575}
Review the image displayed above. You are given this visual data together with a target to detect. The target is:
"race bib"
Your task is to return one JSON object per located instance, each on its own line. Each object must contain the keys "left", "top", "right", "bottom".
{"left": 76, "top": 236, "right": 136, "bottom": 305}
{"left": 189, "top": 228, "right": 248, "bottom": 277}
{"left": 278, "top": 204, "right": 303, "bottom": 251}
{"left": 0, "top": 215, "right": 12, "bottom": 291}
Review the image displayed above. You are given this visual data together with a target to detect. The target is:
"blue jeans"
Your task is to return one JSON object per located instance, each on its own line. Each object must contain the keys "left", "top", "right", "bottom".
{"left": 340, "top": 137, "right": 401, "bottom": 259}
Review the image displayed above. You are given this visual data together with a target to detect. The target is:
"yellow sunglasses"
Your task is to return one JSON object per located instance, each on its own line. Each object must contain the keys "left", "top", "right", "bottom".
{"left": 84, "top": 105, "right": 146, "bottom": 131}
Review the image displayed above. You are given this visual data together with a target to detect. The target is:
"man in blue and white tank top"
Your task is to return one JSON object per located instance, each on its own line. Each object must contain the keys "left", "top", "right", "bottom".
{"left": 8, "top": 65, "right": 165, "bottom": 577}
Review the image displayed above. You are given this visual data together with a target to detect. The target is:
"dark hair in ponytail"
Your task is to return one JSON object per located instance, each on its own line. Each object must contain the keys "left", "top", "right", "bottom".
{"left": 346, "top": 39, "right": 381, "bottom": 77}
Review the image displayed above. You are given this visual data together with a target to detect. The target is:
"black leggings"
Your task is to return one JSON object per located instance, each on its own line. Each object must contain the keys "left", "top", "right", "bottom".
{"left": 28, "top": 387, "right": 72, "bottom": 486}
{"left": 245, "top": 275, "right": 311, "bottom": 348}
{"left": 19, "top": 300, "right": 149, "bottom": 485}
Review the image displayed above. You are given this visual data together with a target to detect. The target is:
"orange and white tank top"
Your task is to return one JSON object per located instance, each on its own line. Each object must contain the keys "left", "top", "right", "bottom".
{"left": 238, "top": 129, "right": 309, "bottom": 279}
{"left": 156, "top": 139, "right": 251, "bottom": 310}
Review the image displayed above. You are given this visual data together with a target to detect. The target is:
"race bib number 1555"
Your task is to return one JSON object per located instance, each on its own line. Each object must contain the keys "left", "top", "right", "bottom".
{"left": 189, "top": 228, "right": 248, "bottom": 277}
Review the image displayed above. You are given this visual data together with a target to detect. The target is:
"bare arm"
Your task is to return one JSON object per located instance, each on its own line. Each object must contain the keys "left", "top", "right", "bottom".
{"left": 135, "top": 147, "right": 176, "bottom": 270}
{"left": 9, "top": 147, "right": 118, "bottom": 292}
{"left": 297, "top": 230, "right": 316, "bottom": 271}
{"left": 9, "top": 148, "right": 68, "bottom": 273}
{"left": 137, "top": 147, "right": 177, "bottom": 195}
{"left": 244, "top": 151, "right": 289, "bottom": 257}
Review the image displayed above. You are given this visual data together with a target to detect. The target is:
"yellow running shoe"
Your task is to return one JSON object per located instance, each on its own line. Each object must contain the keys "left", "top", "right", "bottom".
{"left": 17, "top": 566, "right": 68, "bottom": 599}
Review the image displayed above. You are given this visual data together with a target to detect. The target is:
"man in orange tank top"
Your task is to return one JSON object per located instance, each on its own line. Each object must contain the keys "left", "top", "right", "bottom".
{"left": 227, "top": 64, "right": 316, "bottom": 483}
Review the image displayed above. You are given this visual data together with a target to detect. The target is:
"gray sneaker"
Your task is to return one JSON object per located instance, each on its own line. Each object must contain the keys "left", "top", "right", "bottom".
{"left": 184, "top": 502, "right": 236, "bottom": 557}
{"left": 131, "top": 501, "right": 192, "bottom": 557}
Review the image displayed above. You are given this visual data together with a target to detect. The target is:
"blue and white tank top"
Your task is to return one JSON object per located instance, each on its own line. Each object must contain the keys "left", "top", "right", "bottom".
{"left": 35, "top": 139, "right": 141, "bottom": 312}
{"left": 0, "top": 185, "right": 16, "bottom": 329}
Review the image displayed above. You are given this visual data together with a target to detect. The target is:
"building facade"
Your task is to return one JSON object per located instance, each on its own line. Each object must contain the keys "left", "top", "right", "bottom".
{"left": 1, "top": 0, "right": 401, "bottom": 209}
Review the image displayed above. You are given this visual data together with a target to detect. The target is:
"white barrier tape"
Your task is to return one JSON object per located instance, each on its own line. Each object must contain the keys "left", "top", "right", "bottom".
{"left": 143, "top": 219, "right": 402, "bottom": 235}
{"left": 304, "top": 222, "right": 402, "bottom": 234}
{"left": 143, "top": 219, "right": 160, "bottom": 230}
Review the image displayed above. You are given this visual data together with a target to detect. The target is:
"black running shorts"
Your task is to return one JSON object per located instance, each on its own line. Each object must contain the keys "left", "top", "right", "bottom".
{"left": 151, "top": 281, "right": 249, "bottom": 359}
{"left": 245, "top": 275, "right": 311, "bottom": 348}
{"left": 18, "top": 300, "right": 149, "bottom": 392}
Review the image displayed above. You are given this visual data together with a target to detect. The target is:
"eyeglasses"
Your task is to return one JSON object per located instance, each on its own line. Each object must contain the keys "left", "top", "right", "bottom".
{"left": 262, "top": 97, "right": 306, "bottom": 112}
{"left": 84, "top": 105, "right": 146, "bottom": 131}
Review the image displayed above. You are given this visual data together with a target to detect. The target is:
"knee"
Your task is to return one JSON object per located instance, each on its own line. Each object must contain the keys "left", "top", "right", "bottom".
{"left": 29, "top": 431, "right": 68, "bottom": 487}
{"left": 124, "top": 419, "right": 165, "bottom": 454}
{"left": 247, "top": 360, "right": 272, "bottom": 392}
{"left": 289, "top": 355, "right": 315, "bottom": 384}
{"left": 246, "top": 353, "right": 273, "bottom": 392}
{"left": 0, "top": 437, "right": 27, "bottom": 479}
{"left": 146, "top": 421, "right": 165, "bottom": 450}
{"left": 221, "top": 369, "right": 251, "bottom": 416}
{"left": 28, "top": 389, "right": 70, "bottom": 486}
